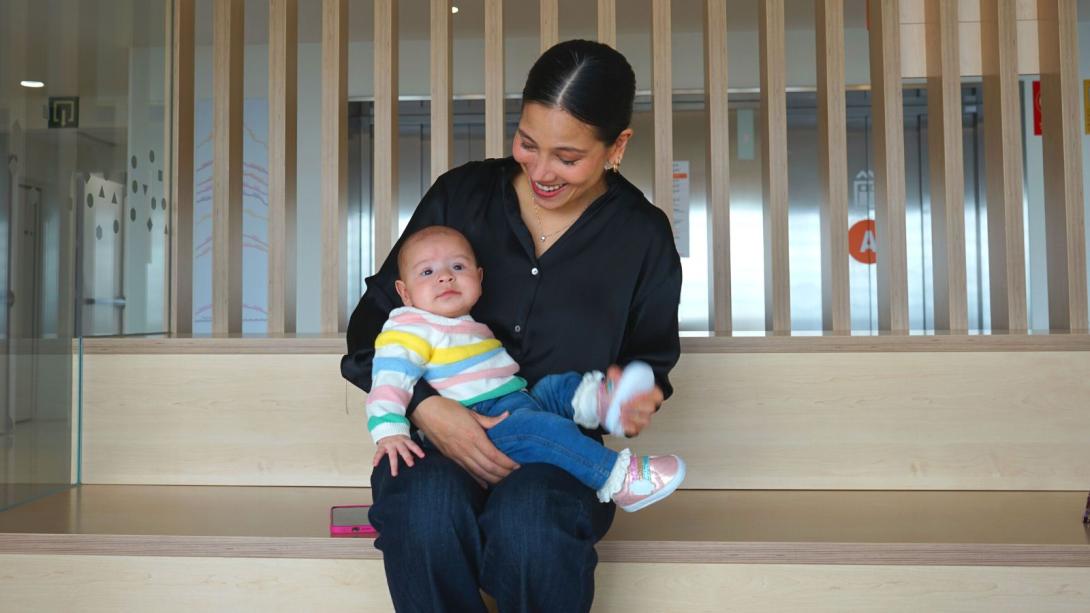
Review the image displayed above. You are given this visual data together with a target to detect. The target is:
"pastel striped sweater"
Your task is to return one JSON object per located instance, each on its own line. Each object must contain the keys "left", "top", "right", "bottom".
{"left": 366, "top": 306, "right": 527, "bottom": 442}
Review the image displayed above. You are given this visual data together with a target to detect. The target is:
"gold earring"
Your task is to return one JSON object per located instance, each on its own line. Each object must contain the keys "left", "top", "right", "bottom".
{"left": 611, "top": 159, "right": 621, "bottom": 173}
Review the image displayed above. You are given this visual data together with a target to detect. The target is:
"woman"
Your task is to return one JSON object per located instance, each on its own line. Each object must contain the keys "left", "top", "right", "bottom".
{"left": 342, "top": 39, "right": 682, "bottom": 612}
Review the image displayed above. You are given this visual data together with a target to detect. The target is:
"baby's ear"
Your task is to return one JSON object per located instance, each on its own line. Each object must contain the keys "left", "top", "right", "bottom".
{"left": 394, "top": 279, "right": 412, "bottom": 306}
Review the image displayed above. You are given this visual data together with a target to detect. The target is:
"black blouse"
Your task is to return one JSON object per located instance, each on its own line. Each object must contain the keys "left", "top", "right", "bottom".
{"left": 342, "top": 157, "right": 682, "bottom": 417}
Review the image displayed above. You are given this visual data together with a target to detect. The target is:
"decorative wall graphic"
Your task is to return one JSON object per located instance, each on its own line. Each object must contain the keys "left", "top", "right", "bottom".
{"left": 193, "top": 99, "right": 271, "bottom": 333}
{"left": 48, "top": 96, "right": 79, "bottom": 128}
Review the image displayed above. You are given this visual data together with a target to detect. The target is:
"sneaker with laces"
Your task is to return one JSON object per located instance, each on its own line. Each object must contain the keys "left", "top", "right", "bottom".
{"left": 597, "top": 361, "right": 655, "bottom": 437}
{"left": 612, "top": 453, "right": 686, "bottom": 512}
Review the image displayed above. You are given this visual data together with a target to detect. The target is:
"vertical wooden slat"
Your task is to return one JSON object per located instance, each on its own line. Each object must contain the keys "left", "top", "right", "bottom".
{"left": 212, "top": 0, "right": 244, "bottom": 335}
{"left": 170, "top": 0, "right": 194, "bottom": 335}
{"left": 373, "top": 0, "right": 399, "bottom": 265}
{"left": 321, "top": 0, "right": 347, "bottom": 334}
{"left": 540, "top": 0, "right": 558, "bottom": 53}
{"left": 704, "top": 0, "right": 730, "bottom": 334}
{"left": 430, "top": 0, "right": 453, "bottom": 183}
{"left": 1037, "top": 0, "right": 1088, "bottom": 331}
{"left": 867, "top": 0, "right": 909, "bottom": 332}
{"left": 759, "top": 0, "right": 790, "bottom": 333}
{"left": 980, "top": 0, "right": 1027, "bottom": 331}
{"left": 926, "top": 0, "right": 968, "bottom": 332}
{"left": 651, "top": 0, "right": 673, "bottom": 222}
{"left": 598, "top": 0, "right": 616, "bottom": 48}
{"left": 268, "top": 0, "right": 297, "bottom": 334}
{"left": 484, "top": 0, "right": 505, "bottom": 159}
{"left": 816, "top": 0, "right": 850, "bottom": 333}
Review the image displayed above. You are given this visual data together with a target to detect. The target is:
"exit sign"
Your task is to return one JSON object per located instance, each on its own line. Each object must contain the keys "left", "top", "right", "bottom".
{"left": 48, "top": 96, "right": 79, "bottom": 128}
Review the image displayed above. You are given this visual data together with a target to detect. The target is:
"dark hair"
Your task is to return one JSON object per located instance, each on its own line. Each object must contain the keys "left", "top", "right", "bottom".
{"left": 521, "top": 39, "right": 636, "bottom": 144}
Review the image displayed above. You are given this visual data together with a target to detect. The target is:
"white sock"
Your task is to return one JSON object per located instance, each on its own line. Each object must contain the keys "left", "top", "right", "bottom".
{"left": 571, "top": 371, "right": 605, "bottom": 429}
{"left": 596, "top": 448, "right": 631, "bottom": 503}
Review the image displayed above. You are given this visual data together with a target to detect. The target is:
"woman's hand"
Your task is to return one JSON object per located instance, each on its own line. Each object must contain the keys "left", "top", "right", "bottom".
{"left": 373, "top": 434, "right": 426, "bottom": 477}
{"left": 411, "top": 395, "right": 520, "bottom": 487}
{"left": 607, "top": 365, "right": 665, "bottom": 437}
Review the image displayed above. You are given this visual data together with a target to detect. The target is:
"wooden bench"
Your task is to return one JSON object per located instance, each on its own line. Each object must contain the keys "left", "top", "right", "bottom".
{"left": 2, "top": 334, "right": 1089, "bottom": 610}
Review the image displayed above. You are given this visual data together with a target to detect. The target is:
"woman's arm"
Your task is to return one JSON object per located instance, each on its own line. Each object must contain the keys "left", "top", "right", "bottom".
{"left": 615, "top": 212, "right": 683, "bottom": 436}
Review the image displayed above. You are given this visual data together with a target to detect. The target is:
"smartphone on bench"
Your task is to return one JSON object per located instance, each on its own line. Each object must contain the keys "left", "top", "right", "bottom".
{"left": 330, "top": 505, "right": 377, "bottom": 537}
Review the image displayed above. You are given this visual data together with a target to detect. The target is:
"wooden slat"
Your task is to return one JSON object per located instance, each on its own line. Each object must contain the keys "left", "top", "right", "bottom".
{"left": 484, "top": 0, "right": 505, "bottom": 159}
{"left": 540, "top": 0, "right": 558, "bottom": 53}
{"left": 981, "top": 0, "right": 1027, "bottom": 331}
{"left": 212, "top": 0, "right": 244, "bottom": 335}
{"left": 651, "top": 0, "right": 673, "bottom": 223}
{"left": 816, "top": 0, "right": 849, "bottom": 333}
{"left": 268, "top": 0, "right": 298, "bottom": 334}
{"left": 373, "top": 0, "right": 399, "bottom": 267}
{"left": 430, "top": 0, "right": 452, "bottom": 183}
{"left": 321, "top": 0, "right": 347, "bottom": 334}
{"left": 598, "top": 0, "right": 616, "bottom": 48}
{"left": 704, "top": 0, "right": 730, "bottom": 334}
{"left": 1037, "top": 0, "right": 1088, "bottom": 331}
{"left": 867, "top": 0, "right": 909, "bottom": 332}
{"left": 759, "top": 0, "right": 790, "bottom": 333}
{"left": 169, "top": 0, "right": 194, "bottom": 335}
{"left": 925, "top": 0, "right": 968, "bottom": 332}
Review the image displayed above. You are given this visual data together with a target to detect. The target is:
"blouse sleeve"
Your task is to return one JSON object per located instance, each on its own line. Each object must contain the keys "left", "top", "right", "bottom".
{"left": 341, "top": 177, "right": 449, "bottom": 416}
{"left": 617, "top": 210, "right": 683, "bottom": 402}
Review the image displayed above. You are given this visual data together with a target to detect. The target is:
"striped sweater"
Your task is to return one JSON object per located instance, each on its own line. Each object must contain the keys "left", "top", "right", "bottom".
{"left": 365, "top": 306, "right": 527, "bottom": 442}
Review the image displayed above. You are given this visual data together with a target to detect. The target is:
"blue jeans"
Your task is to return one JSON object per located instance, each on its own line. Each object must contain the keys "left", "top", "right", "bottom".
{"left": 368, "top": 373, "right": 617, "bottom": 612}
{"left": 475, "top": 372, "right": 619, "bottom": 490}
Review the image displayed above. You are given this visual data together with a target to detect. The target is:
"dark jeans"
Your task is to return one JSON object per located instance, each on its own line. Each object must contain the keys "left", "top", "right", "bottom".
{"left": 369, "top": 434, "right": 616, "bottom": 613}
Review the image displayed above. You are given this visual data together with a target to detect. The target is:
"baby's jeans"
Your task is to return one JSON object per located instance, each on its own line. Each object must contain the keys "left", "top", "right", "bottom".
{"left": 475, "top": 372, "right": 619, "bottom": 490}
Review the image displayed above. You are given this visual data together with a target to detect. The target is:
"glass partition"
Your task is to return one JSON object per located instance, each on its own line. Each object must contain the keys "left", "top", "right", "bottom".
{"left": 0, "top": 0, "right": 167, "bottom": 510}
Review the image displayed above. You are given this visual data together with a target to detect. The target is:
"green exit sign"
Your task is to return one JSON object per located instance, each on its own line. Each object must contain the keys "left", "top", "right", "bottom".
{"left": 48, "top": 96, "right": 79, "bottom": 128}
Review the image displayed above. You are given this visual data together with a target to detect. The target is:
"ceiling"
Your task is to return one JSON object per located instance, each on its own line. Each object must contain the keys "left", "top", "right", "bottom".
{"left": 195, "top": 0, "right": 870, "bottom": 45}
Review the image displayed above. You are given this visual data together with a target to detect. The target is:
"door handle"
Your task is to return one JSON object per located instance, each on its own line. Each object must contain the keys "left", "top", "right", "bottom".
{"left": 83, "top": 296, "right": 127, "bottom": 308}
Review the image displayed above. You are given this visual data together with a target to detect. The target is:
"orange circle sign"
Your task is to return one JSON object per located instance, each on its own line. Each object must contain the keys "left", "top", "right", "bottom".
{"left": 849, "top": 219, "right": 877, "bottom": 264}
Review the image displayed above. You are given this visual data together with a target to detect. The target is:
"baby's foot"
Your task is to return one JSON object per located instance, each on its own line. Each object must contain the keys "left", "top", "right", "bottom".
{"left": 597, "top": 361, "right": 655, "bottom": 437}
{"left": 612, "top": 453, "right": 686, "bottom": 512}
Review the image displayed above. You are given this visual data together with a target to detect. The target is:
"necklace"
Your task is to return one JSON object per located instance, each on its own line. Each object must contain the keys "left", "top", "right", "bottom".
{"left": 531, "top": 199, "right": 577, "bottom": 243}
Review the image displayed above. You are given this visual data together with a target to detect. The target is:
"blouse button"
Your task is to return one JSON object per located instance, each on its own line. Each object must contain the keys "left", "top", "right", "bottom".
{"left": 514, "top": 324, "right": 522, "bottom": 333}
{"left": 531, "top": 267, "right": 539, "bottom": 276}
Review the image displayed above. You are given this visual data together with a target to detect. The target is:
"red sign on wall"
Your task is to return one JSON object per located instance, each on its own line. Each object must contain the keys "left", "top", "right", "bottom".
{"left": 1033, "top": 80, "right": 1042, "bottom": 135}
{"left": 849, "top": 219, "right": 877, "bottom": 264}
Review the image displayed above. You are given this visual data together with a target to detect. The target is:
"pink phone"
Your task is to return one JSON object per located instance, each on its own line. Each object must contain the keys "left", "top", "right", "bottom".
{"left": 330, "top": 505, "right": 377, "bottom": 537}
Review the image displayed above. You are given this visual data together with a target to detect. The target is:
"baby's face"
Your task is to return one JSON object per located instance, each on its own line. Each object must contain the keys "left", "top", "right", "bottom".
{"left": 395, "top": 232, "right": 483, "bottom": 318}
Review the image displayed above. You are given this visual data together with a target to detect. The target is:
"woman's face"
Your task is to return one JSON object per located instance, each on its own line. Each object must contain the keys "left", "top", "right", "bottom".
{"left": 512, "top": 102, "right": 630, "bottom": 212}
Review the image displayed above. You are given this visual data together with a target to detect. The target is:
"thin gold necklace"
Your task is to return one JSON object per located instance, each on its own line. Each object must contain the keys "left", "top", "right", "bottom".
{"left": 531, "top": 199, "right": 577, "bottom": 243}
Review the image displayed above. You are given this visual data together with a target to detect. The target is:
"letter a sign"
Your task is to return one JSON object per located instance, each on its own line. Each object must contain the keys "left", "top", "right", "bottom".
{"left": 849, "top": 219, "right": 877, "bottom": 264}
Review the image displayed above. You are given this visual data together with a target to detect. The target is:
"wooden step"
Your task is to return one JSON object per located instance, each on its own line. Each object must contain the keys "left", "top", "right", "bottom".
{"left": 80, "top": 338, "right": 1090, "bottom": 490}
{"left": 3, "top": 486, "right": 1088, "bottom": 612}
{"left": 2, "top": 486, "right": 1087, "bottom": 566}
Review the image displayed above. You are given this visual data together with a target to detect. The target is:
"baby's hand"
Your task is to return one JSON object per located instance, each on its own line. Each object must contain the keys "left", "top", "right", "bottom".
{"left": 374, "top": 434, "right": 426, "bottom": 477}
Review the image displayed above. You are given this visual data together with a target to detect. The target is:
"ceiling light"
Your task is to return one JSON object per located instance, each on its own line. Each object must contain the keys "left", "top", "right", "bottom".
{"left": 20, "top": 80, "right": 44, "bottom": 88}
{"left": 451, "top": 6, "right": 459, "bottom": 13}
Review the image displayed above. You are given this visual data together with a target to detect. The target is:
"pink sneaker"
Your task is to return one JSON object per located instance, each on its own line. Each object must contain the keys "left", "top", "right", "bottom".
{"left": 613, "top": 454, "right": 686, "bottom": 512}
{"left": 596, "top": 361, "right": 655, "bottom": 437}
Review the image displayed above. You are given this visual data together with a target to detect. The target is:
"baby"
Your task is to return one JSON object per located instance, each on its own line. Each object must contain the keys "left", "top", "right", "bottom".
{"left": 366, "top": 225, "right": 685, "bottom": 512}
